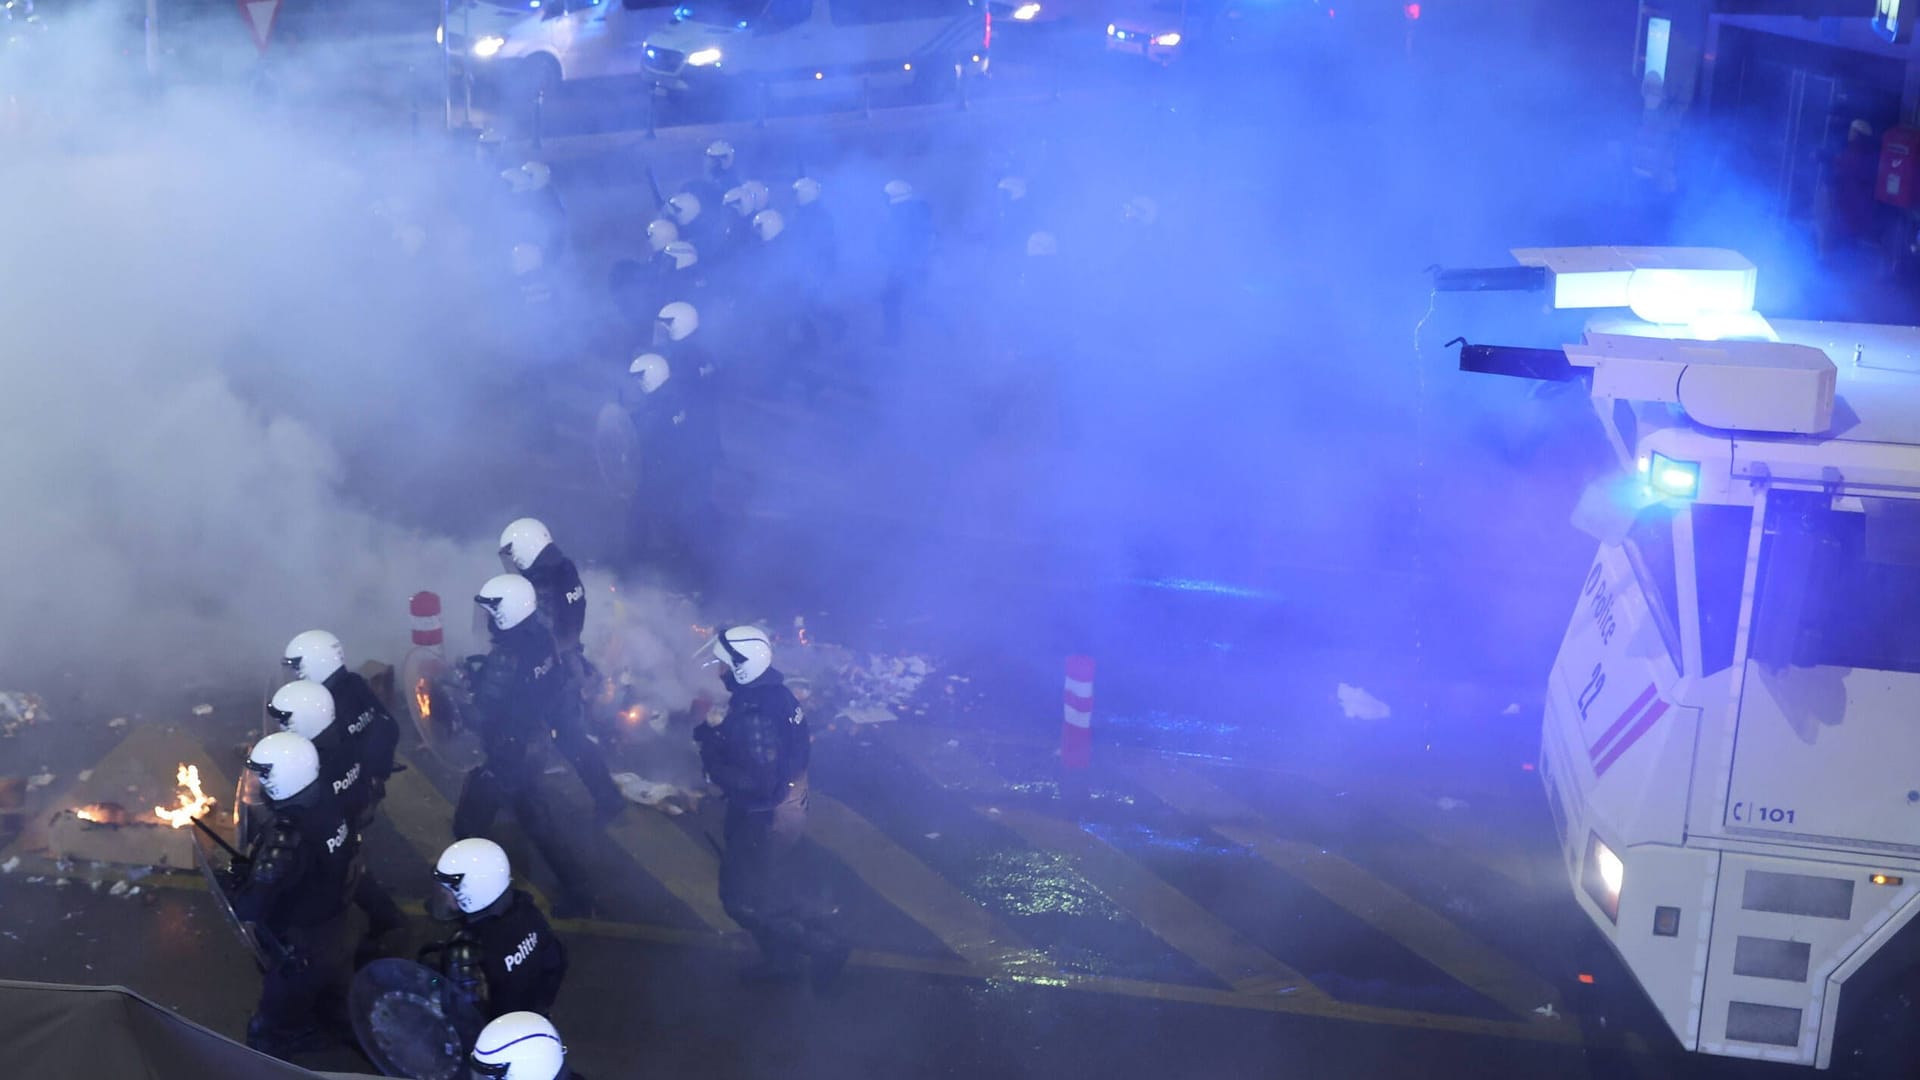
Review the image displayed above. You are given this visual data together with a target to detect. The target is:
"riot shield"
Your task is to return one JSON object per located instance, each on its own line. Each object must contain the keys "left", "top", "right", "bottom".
{"left": 349, "top": 957, "right": 486, "bottom": 1080}
{"left": 593, "top": 401, "right": 640, "bottom": 498}
{"left": 233, "top": 769, "right": 268, "bottom": 852}
{"left": 399, "top": 646, "right": 485, "bottom": 773}
{"left": 190, "top": 824, "right": 275, "bottom": 972}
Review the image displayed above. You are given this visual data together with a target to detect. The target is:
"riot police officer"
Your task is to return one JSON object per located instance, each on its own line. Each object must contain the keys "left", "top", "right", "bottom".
{"left": 231, "top": 731, "right": 361, "bottom": 1059}
{"left": 498, "top": 519, "right": 624, "bottom": 826}
{"left": 426, "top": 838, "right": 568, "bottom": 1020}
{"left": 695, "top": 626, "right": 848, "bottom": 988}
{"left": 283, "top": 630, "right": 405, "bottom": 944}
{"left": 469, "top": 1012, "right": 573, "bottom": 1080}
{"left": 453, "top": 574, "right": 597, "bottom": 918}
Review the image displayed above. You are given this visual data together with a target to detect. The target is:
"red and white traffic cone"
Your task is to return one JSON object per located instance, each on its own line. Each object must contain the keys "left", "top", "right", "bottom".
{"left": 409, "top": 591, "right": 446, "bottom": 654}
{"left": 1061, "top": 655, "right": 1095, "bottom": 770}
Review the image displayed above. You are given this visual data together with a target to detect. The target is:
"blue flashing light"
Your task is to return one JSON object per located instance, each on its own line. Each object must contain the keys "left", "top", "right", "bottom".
{"left": 1648, "top": 451, "right": 1699, "bottom": 500}
{"left": 673, "top": 4, "right": 691, "bottom": 20}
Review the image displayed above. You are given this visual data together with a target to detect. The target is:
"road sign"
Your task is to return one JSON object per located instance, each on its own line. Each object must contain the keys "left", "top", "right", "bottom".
{"left": 236, "top": 0, "right": 279, "bottom": 54}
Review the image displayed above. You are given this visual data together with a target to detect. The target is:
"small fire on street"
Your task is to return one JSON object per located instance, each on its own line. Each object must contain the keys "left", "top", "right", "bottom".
{"left": 414, "top": 677, "right": 432, "bottom": 720}
{"left": 72, "top": 802, "right": 129, "bottom": 827}
{"left": 152, "top": 764, "right": 215, "bottom": 828}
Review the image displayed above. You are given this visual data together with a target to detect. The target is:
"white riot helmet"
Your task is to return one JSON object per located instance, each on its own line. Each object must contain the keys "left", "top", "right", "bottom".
{"left": 883, "top": 179, "right": 913, "bottom": 204}
{"left": 476, "top": 574, "right": 538, "bottom": 632}
{"left": 753, "top": 209, "right": 784, "bottom": 242}
{"left": 283, "top": 630, "right": 345, "bottom": 683}
{"left": 792, "top": 176, "right": 821, "bottom": 206}
{"left": 267, "top": 680, "right": 335, "bottom": 740}
{"left": 997, "top": 176, "right": 1028, "bottom": 201}
{"left": 703, "top": 625, "right": 773, "bottom": 685}
{"left": 1026, "top": 231, "right": 1058, "bottom": 257}
{"left": 498, "top": 517, "right": 553, "bottom": 571}
{"left": 663, "top": 240, "right": 699, "bottom": 271}
{"left": 247, "top": 731, "right": 320, "bottom": 802}
{"left": 705, "top": 139, "right": 735, "bottom": 171}
{"left": 629, "top": 352, "right": 671, "bottom": 394}
{"left": 646, "top": 217, "right": 679, "bottom": 252}
{"left": 511, "top": 243, "right": 543, "bottom": 276}
{"left": 656, "top": 301, "right": 699, "bottom": 343}
{"left": 722, "top": 184, "right": 754, "bottom": 218}
{"left": 500, "top": 161, "right": 551, "bottom": 194}
{"left": 666, "top": 191, "right": 701, "bottom": 225}
{"left": 469, "top": 1013, "right": 566, "bottom": 1080}
{"left": 434, "top": 838, "right": 512, "bottom": 915}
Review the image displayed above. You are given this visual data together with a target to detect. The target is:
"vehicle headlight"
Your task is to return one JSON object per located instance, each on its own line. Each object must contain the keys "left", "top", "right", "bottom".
{"left": 1151, "top": 31, "right": 1181, "bottom": 46}
{"left": 687, "top": 46, "right": 722, "bottom": 66}
{"left": 1582, "top": 833, "right": 1623, "bottom": 923}
{"left": 472, "top": 34, "right": 506, "bottom": 58}
{"left": 1106, "top": 22, "right": 1116, "bottom": 35}
{"left": 1013, "top": 2, "right": 1041, "bottom": 19}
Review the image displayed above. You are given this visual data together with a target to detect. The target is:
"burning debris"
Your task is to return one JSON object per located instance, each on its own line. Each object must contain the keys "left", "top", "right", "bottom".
{"left": 72, "top": 802, "right": 130, "bottom": 827}
{"left": 153, "top": 764, "right": 216, "bottom": 828}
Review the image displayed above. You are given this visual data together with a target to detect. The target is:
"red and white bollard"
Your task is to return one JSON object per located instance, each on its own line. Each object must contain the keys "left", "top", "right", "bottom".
{"left": 410, "top": 591, "right": 445, "bottom": 652}
{"left": 1061, "top": 655, "right": 1095, "bottom": 770}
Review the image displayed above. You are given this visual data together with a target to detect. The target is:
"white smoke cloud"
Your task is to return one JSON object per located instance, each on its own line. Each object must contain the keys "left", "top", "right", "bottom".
{"left": 0, "top": 4, "right": 710, "bottom": 708}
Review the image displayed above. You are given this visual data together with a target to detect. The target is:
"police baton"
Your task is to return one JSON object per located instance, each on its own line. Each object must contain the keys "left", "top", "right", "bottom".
{"left": 191, "top": 815, "right": 249, "bottom": 864}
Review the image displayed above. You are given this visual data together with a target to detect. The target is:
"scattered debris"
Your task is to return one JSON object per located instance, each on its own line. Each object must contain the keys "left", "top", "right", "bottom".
{"left": 1502, "top": 703, "right": 1522, "bottom": 716}
{"left": 945, "top": 739, "right": 960, "bottom": 749}
{"left": 108, "top": 880, "right": 130, "bottom": 897}
{"left": 612, "top": 773, "right": 700, "bottom": 816}
{"left": 0, "top": 856, "right": 17, "bottom": 873}
{"left": 108, "top": 717, "right": 129, "bottom": 729}
{"left": 191, "top": 704, "right": 213, "bottom": 717}
{"left": 985, "top": 806, "right": 1002, "bottom": 816}
{"left": 1336, "top": 684, "right": 1391, "bottom": 721}
{"left": 924, "top": 832, "right": 941, "bottom": 841}
{"left": 26, "top": 771, "right": 54, "bottom": 791}
{"left": 76, "top": 770, "right": 93, "bottom": 783}
{"left": 1533, "top": 1003, "right": 1559, "bottom": 1020}
{"left": 0, "top": 692, "right": 44, "bottom": 738}
{"left": 1437, "top": 797, "right": 1469, "bottom": 812}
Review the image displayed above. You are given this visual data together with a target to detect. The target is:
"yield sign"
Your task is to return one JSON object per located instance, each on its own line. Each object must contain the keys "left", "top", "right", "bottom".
{"left": 236, "top": 0, "right": 280, "bottom": 54}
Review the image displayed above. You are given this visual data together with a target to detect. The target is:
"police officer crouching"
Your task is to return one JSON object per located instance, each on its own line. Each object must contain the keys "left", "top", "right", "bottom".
{"left": 695, "top": 626, "right": 848, "bottom": 988}
{"left": 470, "top": 1012, "right": 579, "bottom": 1080}
{"left": 231, "top": 731, "right": 361, "bottom": 1059}
{"left": 425, "top": 838, "right": 568, "bottom": 1020}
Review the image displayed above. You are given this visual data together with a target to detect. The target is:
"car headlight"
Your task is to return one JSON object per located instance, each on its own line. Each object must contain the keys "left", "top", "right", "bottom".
{"left": 1582, "top": 833, "right": 1623, "bottom": 923}
{"left": 1013, "top": 2, "right": 1041, "bottom": 19}
{"left": 687, "top": 46, "right": 722, "bottom": 66}
{"left": 472, "top": 34, "right": 505, "bottom": 58}
{"left": 1106, "top": 22, "right": 1116, "bottom": 35}
{"left": 1151, "top": 31, "right": 1181, "bottom": 46}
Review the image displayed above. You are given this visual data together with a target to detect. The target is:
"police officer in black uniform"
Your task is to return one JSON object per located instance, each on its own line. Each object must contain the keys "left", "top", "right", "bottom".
{"left": 695, "top": 626, "right": 848, "bottom": 988}
{"left": 424, "top": 837, "right": 568, "bottom": 1019}
{"left": 283, "top": 630, "right": 406, "bottom": 948}
{"left": 454, "top": 574, "right": 597, "bottom": 918}
{"left": 497, "top": 519, "right": 625, "bottom": 826}
{"left": 230, "top": 731, "right": 361, "bottom": 1059}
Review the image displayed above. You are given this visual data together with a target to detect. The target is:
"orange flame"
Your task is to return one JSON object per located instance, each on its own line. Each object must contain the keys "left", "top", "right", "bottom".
{"left": 74, "top": 803, "right": 122, "bottom": 825}
{"left": 153, "top": 764, "right": 216, "bottom": 828}
{"left": 621, "top": 704, "right": 647, "bottom": 727}
{"left": 415, "top": 677, "right": 432, "bottom": 720}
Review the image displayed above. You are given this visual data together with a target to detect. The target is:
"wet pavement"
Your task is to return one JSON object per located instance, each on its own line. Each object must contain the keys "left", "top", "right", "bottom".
{"left": 0, "top": 668, "right": 1807, "bottom": 1079}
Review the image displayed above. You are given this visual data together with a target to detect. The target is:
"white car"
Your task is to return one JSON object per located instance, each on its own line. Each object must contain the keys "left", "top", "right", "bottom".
{"left": 638, "top": 0, "right": 988, "bottom": 105}
{"left": 471, "top": 0, "right": 682, "bottom": 97}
